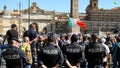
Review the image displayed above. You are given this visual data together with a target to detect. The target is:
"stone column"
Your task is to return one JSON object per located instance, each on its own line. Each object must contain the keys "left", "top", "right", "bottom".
{"left": 70, "top": 0, "right": 80, "bottom": 33}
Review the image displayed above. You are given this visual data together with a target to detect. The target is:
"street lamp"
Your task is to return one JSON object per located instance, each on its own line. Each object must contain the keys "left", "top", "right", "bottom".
{"left": 28, "top": 0, "right": 30, "bottom": 27}
{"left": 18, "top": 0, "right": 22, "bottom": 33}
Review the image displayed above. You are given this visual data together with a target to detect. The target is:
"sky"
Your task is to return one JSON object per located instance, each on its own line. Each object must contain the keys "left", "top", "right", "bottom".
{"left": 0, "top": 0, "right": 120, "bottom": 13}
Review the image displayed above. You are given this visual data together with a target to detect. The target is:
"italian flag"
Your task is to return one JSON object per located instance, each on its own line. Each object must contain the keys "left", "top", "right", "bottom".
{"left": 67, "top": 15, "right": 86, "bottom": 29}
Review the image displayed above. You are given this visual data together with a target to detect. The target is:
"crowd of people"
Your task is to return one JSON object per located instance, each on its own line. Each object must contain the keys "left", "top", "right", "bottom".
{"left": 0, "top": 23, "right": 120, "bottom": 68}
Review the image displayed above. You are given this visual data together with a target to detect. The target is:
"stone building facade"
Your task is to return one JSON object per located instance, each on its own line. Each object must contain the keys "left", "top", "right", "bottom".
{"left": 0, "top": 5, "right": 21, "bottom": 35}
{"left": 0, "top": 2, "right": 55, "bottom": 34}
{"left": 0, "top": 0, "right": 120, "bottom": 34}
{"left": 85, "top": 0, "right": 120, "bottom": 34}
{"left": 21, "top": 2, "right": 55, "bottom": 34}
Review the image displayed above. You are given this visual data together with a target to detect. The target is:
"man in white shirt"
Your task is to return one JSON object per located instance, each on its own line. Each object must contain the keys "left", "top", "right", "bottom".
{"left": 100, "top": 37, "right": 110, "bottom": 68}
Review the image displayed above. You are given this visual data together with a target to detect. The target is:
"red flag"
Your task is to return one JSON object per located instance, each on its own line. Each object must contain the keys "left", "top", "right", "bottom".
{"left": 77, "top": 21, "right": 87, "bottom": 29}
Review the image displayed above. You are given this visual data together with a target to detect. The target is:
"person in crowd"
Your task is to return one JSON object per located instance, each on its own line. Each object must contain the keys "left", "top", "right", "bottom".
{"left": 100, "top": 37, "right": 110, "bottom": 68}
{"left": 18, "top": 34, "right": 23, "bottom": 43}
{"left": 112, "top": 35, "right": 120, "bottom": 68}
{"left": 19, "top": 37, "right": 32, "bottom": 68}
{"left": 37, "top": 35, "right": 64, "bottom": 68}
{"left": 23, "top": 23, "right": 38, "bottom": 67}
{"left": 36, "top": 35, "right": 45, "bottom": 59}
{"left": 105, "top": 35, "right": 113, "bottom": 65}
{"left": 0, "top": 34, "right": 3, "bottom": 66}
{"left": 80, "top": 35, "right": 89, "bottom": 46}
{"left": 3, "top": 24, "right": 18, "bottom": 44}
{"left": 0, "top": 34, "right": 3, "bottom": 46}
{"left": 85, "top": 34, "right": 106, "bottom": 68}
{"left": 1, "top": 24, "right": 18, "bottom": 67}
{"left": 58, "top": 34, "right": 65, "bottom": 49}
{"left": 64, "top": 34, "right": 71, "bottom": 45}
{"left": 62, "top": 34, "right": 84, "bottom": 68}
{"left": 23, "top": 23, "right": 37, "bottom": 44}
{"left": 106, "top": 35, "right": 113, "bottom": 51}
{"left": 1, "top": 38, "right": 28, "bottom": 68}
{"left": 79, "top": 35, "right": 89, "bottom": 68}
{"left": 77, "top": 33, "right": 83, "bottom": 43}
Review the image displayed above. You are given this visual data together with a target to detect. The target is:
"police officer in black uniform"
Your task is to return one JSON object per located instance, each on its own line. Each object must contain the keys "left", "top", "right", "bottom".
{"left": 62, "top": 34, "right": 84, "bottom": 68}
{"left": 85, "top": 34, "right": 106, "bottom": 68}
{"left": 1, "top": 38, "right": 28, "bottom": 68}
{"left": 37, "top": 35, "right": 64, "bottom": 68}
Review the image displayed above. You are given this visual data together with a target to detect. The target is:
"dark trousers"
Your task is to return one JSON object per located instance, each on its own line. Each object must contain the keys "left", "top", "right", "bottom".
{"left": 31, "top": 42, "right": 38, "bottom": 68}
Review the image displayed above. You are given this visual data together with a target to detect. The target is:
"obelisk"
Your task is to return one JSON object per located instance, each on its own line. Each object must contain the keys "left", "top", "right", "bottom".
{"left": 70, "top": 0, "right": 80, "bottom": 33}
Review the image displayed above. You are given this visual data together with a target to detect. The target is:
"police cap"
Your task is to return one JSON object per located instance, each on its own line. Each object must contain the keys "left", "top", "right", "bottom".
{"left": 48, "top": 35, "right": 56, "bottom": 42}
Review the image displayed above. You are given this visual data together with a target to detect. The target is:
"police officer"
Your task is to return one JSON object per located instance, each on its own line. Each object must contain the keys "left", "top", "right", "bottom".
{"left": 85, "top": 34, "right": 106, "bottom": 68}
{"left": 1, "top": 38, "right": 28, "bottom": 68}
{"left": 37, "top": 35, "right": 64, "bottom": 68}
{"left": 62, "top": 34, "right": 84, "bottom": 68}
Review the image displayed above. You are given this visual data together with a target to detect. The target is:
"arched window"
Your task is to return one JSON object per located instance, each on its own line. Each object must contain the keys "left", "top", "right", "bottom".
{"left": 94, "top": 3, "right": 96, "bottom": 7}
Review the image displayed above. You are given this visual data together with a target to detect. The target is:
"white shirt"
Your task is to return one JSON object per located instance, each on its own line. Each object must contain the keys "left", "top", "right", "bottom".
{"left": 101, "top": 43, "right": 110, "bottom": 62}
{"left": 0, "top": 37, "right": 3, "bottom": 45}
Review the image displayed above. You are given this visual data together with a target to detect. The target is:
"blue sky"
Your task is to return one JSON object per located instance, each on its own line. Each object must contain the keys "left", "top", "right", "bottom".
{"left": 0, "top": 0, "right": 120, "bottom": 13}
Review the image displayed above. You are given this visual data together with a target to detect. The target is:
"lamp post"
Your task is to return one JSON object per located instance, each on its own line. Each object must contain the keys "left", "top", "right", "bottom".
{"left": 28, "top": 0, "right": 30, "bottom": 27}
{"left": 18, "top": 0, "right": 22, "bottom": 34}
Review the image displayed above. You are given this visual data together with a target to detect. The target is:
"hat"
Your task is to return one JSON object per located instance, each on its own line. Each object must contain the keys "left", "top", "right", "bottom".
{"left": 12, "top": 38, "right": 20, "bottom": 42}
{"left": 71, "top": 34, "right": 78, "bottom": 42}
{"left": 48, "top": 35, "right": 56, "bottom": 42}
{"left": 11, "top": 24, "right": 17, "bottom": 28}
{"left": 100, "top": 37, "right": 106, "bottom": 43}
